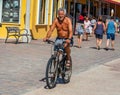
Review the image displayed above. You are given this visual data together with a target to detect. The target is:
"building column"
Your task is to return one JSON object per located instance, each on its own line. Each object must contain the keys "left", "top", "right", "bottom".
{"left": 22, "top": 0, "right": 32, "bottom": 42}
{"left": 0, "top": 0, "right": 3, "bottom": 23}
{"left": 99, "top": 0, "right": 101, "bottom": 16}
{"left": 88, "top": 0, "right": 90, "bottom": 17}
{"left": 73, "top": 0, "right": 76, "bottom": 33}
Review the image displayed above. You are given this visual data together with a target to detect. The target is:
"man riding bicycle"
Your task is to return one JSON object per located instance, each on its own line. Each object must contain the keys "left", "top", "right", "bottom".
{"left": 43, "top": 8, "right": 73, "bottom": 68}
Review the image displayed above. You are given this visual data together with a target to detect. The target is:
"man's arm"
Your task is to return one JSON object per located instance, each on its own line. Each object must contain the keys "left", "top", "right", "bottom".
{"left": 103, "top": 23, "right": 106, "bottom": 33}
{"left": 45, "top": 19, "right": 57, "bottom": 39}
{"left": 68, "top": 18, "right": 73, "bottom": 40}
{"left": 106, "top": 22, "right": 108, "bottom": 31}
{"left": 114, "top": 22, "right": 118, "bottom": 32}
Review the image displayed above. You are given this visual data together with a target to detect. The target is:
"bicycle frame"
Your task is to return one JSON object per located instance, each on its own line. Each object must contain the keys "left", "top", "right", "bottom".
{"left": 45, "top": 39, "right": 72, "bottom": 89}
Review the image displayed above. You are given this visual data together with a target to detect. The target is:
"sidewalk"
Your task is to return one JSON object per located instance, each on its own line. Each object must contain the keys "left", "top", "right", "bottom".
{"left": 1, "top": 35, "right": 120, "bottom": 95}
{"left": 23, "top": 58, "right": 120, "bottom": 95}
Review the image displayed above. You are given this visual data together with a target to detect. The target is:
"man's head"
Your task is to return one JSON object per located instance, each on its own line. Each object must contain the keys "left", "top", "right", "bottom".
{"left": 57, "top": 8, "right": 66, "bottom": 21}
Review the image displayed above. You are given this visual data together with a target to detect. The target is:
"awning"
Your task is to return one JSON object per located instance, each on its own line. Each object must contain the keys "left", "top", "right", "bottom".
{"left": 104, "top": 0, "right": 120, "bottom": 5}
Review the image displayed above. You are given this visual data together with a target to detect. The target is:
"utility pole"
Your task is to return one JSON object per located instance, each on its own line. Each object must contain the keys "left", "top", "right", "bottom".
{"left": 88, "top": 0, "right": 90, "bottom": 17}
{"left": 73, "top": 0, "right": 76, "bottom": 34}
{"left": 99, "top": 0, "right": 102, "bottom": 16}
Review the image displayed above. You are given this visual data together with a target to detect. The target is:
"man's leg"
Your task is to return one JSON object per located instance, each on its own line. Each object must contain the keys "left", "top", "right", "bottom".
{"left": 106, "top": 39, "right": 110, "bottom": 48}
{"left": 65, "top": 44, "right": 71, "bottom": 67}
{"left": 111, "top": 40, "right": 115, "bottom": 50}
{"left": 106, "top": 33, "right": 110, "bottom": 50}
{"left": 65, "top": 45, "right": 71, "bottom": 60}
{"left": 111, "top": 33, "right": 115, "bottom": 50}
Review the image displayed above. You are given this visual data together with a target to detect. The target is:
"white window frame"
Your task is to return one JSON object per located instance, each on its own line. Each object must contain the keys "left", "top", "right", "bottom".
{"left": 50, "top": 0, "right": 53, "bottom": 24}
{"left": 36, "top": 0, "right": 49, "bottom": 25}
{"left": 0, "top": 0, "right": 3, "bottom": 23}
{"left": 0, "top": 0, "right": 21, "bottom": 23}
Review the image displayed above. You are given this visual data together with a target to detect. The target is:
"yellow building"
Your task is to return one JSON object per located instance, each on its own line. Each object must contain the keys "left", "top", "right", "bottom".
{"left": 0, "top": 0, "right": 119, "bottom": 42}
{"left": 0, "top": 0, "right": 65, "bottom": 41}
{"left": 0, "top": 0, "right": 87, "bottom": 41}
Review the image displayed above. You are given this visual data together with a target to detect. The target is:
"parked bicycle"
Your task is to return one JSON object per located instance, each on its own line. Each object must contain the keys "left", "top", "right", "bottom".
{"left": 45, "top": 39, "right": 72, "bottom": 89}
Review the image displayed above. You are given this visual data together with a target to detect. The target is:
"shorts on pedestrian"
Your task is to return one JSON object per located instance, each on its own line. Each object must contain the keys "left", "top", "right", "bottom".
{"left": 107, "top": 33, "right": 115, "bottom": 40}
{"left": 78, "top": 32, "right": 83, "bottom": 38}
{"left": 95, "top": 34, "right": 103, "bottom": 39}
{"left": 85, "top": 28, "right": 90, "bottom": 33}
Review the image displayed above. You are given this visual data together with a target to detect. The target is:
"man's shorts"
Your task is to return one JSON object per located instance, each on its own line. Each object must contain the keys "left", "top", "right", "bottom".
{"left": 54, "top": 37, "right": 73, "bottom": 51}
{"left": 95, "top": 34, "right": 103, "bottom": 39}
{"left": 54, "top": 38, "right": 65, "bottom": 51}
{"left": 107, "top": 33, "right": 115, "bottom": 40}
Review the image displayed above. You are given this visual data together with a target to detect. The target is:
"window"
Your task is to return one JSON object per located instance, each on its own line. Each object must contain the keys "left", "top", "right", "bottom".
{"left": 65, "top": 0, "right": 68, "bottom": 13}
{"left": 1, "top": 0, "right": 20, "bottom": 23}
{"left": 52, "top": 0, "right": 58, "bottom": 22}
{"left": 37, "top": 0, "right": 49, "bottom": 24}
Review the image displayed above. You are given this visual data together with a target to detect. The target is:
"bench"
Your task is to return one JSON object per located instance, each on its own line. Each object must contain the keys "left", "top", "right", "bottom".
{"left": 5, "top": 27, "right": 30, "bottom": 44}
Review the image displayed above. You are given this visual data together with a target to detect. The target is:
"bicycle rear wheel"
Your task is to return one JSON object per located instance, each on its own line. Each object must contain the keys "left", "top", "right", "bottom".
{"left": 62, "top": 56, "right": 72, "bottom": 83}
{"left": 46, "top": 57, "right": 58, "bottom": 89}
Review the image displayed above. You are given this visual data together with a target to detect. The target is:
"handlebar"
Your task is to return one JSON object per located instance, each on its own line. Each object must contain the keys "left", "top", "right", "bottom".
{"left": 45, "top": 39, "right": 55, "bottom": 45}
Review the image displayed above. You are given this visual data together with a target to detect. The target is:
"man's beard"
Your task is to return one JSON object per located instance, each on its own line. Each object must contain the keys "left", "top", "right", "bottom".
{"left": 58, "top": 16, "right": 65, "bottom": 24}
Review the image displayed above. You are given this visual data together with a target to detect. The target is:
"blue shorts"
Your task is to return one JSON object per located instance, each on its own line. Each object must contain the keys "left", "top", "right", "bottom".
{"left": 78, "top": 32, "right": 83, "bottom": 35}
{"left": 54, "top": 38, "right": 65, "bottom": 51}
{"left": 107, "top": 33, "right": 115, "bottom": 40}
{"left": 54, "top": 37, "right": 73, "bottom": 51}
{"left": 78, "top": 32, "right": 83, "bottom": 38}
{"left": 95, "top": 34, "right": 103, "bottom": 39}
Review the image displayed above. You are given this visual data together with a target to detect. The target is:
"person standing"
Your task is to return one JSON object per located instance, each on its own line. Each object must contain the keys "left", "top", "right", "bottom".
{"left": 91, "top": 16, "right": 96, "bottom": 28}
{"left": 76, "top": 23, "right": 84, "bottom": 48}
{"left": 105, "top": 16, "right": 117, "bottom": 51}
{"left": 91, "top": 16, "right": 96, "bottom": 35}
{"left": 84, "top": 16, "right": 91, "bottom": 41}
{"left": 93, "top": 16, "right": 106, "bottom": 50}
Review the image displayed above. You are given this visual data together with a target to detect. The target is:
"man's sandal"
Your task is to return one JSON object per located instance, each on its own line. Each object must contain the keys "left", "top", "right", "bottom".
{"left": 65, "top": 60, "right": 71, "bottom": 70}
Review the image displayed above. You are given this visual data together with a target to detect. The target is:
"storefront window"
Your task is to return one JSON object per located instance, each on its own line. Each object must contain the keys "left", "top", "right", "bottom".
{"left": 37, "top": 0, "right": 49, "bottom": 24}
{"left": 52, "top": 0, "right": 58, "bottom": 22}
{"left": 38, "top": 0, "right": 46, "bottom": 24}
{"left": 2, "top": 0, "right": 20, "bottom": 23}
{"left": 65, "top": 0, "right": 68, "bottom": 13}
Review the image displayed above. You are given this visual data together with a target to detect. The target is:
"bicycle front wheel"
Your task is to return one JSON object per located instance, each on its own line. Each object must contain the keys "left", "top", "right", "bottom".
{"left": 46, "top": 57, "right": 58, "bottom": 89}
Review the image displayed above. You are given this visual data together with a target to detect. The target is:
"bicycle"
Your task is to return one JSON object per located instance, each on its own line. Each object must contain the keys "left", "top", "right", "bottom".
{"left": 45, "top": 39, "right": 72, "bottom": 89}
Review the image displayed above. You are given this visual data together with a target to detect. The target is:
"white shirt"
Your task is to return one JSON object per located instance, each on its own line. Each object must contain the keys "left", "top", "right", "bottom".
{"left": 84, "top": 20, "right": 91, "bottom": 29}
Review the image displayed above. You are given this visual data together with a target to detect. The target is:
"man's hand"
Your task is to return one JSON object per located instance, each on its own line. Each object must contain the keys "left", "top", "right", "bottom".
{"left": 115, "top": 32, "right": 119, "bottom": 36}
{"left": 66, "top": 39, "right": 71, "bottom": 44}
{"left": 64, "top": 39, "right": 71, "bottom": 48}
{"left": 43, "top": 37, "right": 49, "bottom": 42}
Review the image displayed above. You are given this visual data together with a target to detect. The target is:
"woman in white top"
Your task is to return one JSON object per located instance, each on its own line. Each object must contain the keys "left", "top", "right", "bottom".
{"left": 84, "top": 17, "right": 91, "bottom": 41}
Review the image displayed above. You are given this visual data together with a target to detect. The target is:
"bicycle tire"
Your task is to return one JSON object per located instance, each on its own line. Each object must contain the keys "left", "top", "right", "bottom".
{"left": 62, "top": 56, "right": 72, "bottom": 83}
{"left": 46, "top": 56, "right": 58, "bottom": 89}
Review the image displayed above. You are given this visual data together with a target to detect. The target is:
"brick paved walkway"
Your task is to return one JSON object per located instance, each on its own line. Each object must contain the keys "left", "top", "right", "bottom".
{"left": 0, "top": 34, "right": 120, "bottom": 95}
